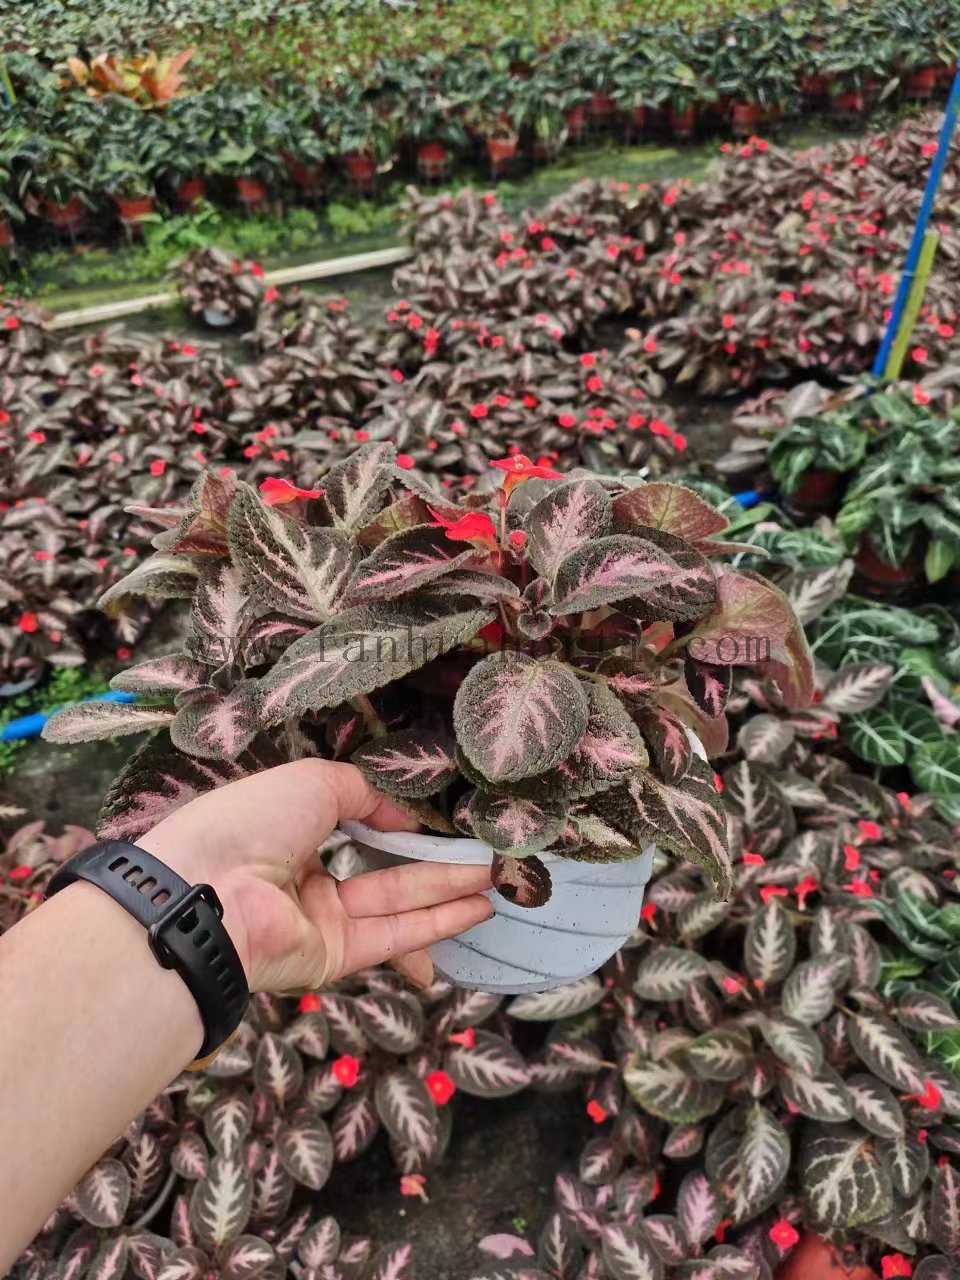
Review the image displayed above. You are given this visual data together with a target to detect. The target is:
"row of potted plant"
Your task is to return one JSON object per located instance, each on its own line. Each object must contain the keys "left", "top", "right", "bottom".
{"left": 2, "top": 0, "right": 957, "bottom": 244}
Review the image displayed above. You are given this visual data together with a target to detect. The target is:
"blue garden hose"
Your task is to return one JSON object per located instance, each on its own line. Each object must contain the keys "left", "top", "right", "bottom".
{"left": 0, "top": 689, "right": 137, "bottom": 742}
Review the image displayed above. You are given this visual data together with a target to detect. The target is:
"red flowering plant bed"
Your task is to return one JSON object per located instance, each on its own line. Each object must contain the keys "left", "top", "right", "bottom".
{"left": 45, "top": 450, "right": 813, "bottom": 909}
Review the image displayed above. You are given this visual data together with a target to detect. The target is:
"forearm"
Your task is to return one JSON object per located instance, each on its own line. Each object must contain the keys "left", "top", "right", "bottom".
{"left": 0, "top": 881, "right": 204, "bottom": 1270}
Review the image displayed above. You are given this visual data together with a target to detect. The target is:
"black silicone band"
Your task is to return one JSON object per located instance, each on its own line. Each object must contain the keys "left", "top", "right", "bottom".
{"left": 45, "top": 840, "right": 249, "bottom": 1059}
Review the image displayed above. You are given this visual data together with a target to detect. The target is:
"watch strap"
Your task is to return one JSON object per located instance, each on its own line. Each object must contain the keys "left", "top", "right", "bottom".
{"left": 46, "top": 840, "right": 249, "bottom": 1059}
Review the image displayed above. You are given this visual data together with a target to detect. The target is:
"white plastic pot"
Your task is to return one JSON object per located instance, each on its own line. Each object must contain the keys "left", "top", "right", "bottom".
{"left": 339, "top": 731, "right": 705, "bottom": 994}
{"left": 341, "top": 819, "right": 656, "bottom": 994}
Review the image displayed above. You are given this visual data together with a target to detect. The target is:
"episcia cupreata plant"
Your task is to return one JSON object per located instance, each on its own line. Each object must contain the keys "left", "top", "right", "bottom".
{"left": 44, "top": 444, "right": 814, "bottom": 908}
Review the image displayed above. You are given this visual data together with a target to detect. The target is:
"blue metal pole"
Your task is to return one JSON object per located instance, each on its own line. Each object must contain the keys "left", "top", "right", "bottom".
{"left": 0, "top": 689, "right": 137, "bottom": 743}
{"left": 872, "top": 66, "right": 960, "bottom": 379}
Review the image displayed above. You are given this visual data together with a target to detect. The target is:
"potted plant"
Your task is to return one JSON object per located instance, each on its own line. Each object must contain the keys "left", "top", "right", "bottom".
{"left": 326, "top": 87, "right": 399, "bottom": 194}
{"left": 44, "top": 450, "right": 814, "bottom": 993}
{"left": 463, "top": 71, "right": 523, "bottom": 172}
{"left": 19, "top": 130, "right": 90, "bottom": 232}
{"left": 171, "top": 245, "right": 266, "bottom": 328}
{"left": 159, "top": 91, "right": 220, "bottom": 207}
{"left": 0, "top": 172, "right": 24, "bottom": 249}
{"left": 90, "top": 104, "right": 163, "bottom": 225}
{"left": 768, "top": 411, "right": 868, "bottom": 520}
{"left": 399, "top": 63, "right": 468, "bottom": 183}
{"left": 208, "top": 86, "right": 286, "bottom": 208}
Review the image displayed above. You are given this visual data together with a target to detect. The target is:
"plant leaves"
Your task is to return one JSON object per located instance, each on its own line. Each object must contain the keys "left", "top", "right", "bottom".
{"left": 374, "top": 1070, "right": 440, "bottom": 1156}
{"left": 444, "top": 1029, "right": 530, "bottom": 1097}
{"left": 470, "top": 791, "right": 568, "bottom": 856}
{"left": 552, "top": 534, "right": 684, "bottom": 615}
{"left": 636, "top": 705, "right": 693, "bottom": 785}
{"left": 745, "top": 900, "right": 796, "bottom": 985}
{"left": 254, "top": 1032, "right": 304, "bottom": 1110}
{"left": 344, "top": 525, "right": 474, "bottom": 606}
{"left": 170, "top": 681, "right": 261, "bottom": 761}
{"left": 781, "top": 955, "right": 850, "bottom": 1025}
{"left": 525, "top": 478, "right": 612, "bottom": 582}
{"left": 601, "top": 1224, "right": 662, "bottom": 1280}
{"left": 634, "top": 947, "right": 710, "bottom": 1001}
{"left": 43, "top": 701, "right": 176, "bottom": 745}
{"left": 491, "top": 852, "right": 553, "bottom": 907}
{"left": 626, "top": 759, "right": 732, "bottom": 899}
{"left": 508, "top": 975, "right": 604, "bottom": 1022}
{"left": 76, "top": 1159, "right": 132, "bottom": 1228}
{"left": 623, "top": 1058, "right": 724, "bottom": 1125}
{"left": 323, "top": 441, "right": 396, "bottom": 530}
{"left": 676, "top": 1171, "right": 723, "bottom": 1248}
{"left": 845, "top": 1075, "right": 905, "bottom": 1140}
{"left": 275, "top": 1120, "right": 334, "bottom": 1192}
{"left": 352, "top": 729, "right": 457, "bottom": 798}
{"left": 612, "top": 483, "right": 727, "bottom": 545}
{"left": 800, "top": 1126, "right": 894, "bottom": 1230}
{"left": 847, "top": 1013, "right": 926, "bottom": 1092}
{"left": 684, "top": 655, "right": 732, "bottom": 719}
{"left": 355, "top": 993, "right": 425, "bottom": 1054}
{"left": 189, "top": 1156, "right": 253, "bottom": 1250}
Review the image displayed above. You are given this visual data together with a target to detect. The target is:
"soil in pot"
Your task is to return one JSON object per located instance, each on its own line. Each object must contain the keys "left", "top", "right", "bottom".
{"left": 780, "top": 467, "right": 843, "bottom": 521}
{"left": 853, "top": 534, "right": 925, "bottom": 600}
{"left": 486, "top": 135, "right": 518, "bottom": 176}
{"left": 776, "top": 1233, "right": 878, "bottom": 1280}
{"left": 342, "top": 151, "right": 376, "bottom": 193}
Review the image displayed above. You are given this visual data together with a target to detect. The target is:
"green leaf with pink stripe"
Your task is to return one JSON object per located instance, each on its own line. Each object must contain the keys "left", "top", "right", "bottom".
{"left": 636, "top": 705, "right": 693, "bottom": 785}
{"left": 352, "top": 729, "right": 457, "bottom": 798}
{"left": 468, "top": 790, "right": 568, "bottom": 856}
{"left": 525, "top": 478, "right": 611, "bottom": 582}
{"left": 170, "top": 682, "right": 262, "bottom": 761}
{"left": 551, "top": 534, "right": 683, "bottom": 615}
{"left": 344, "top": 525, "right": 474, "bottom": 606}
{"left": 626, "top": 758, "right": 732, "bottom": 899}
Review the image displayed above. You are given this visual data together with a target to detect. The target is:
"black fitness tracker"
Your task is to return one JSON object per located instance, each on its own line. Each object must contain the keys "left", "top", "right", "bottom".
{"left": 45, "top": 840, "right": 249, "bottom": 1060}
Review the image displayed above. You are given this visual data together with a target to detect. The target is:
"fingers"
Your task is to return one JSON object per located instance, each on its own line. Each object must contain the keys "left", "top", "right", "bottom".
{"left": 341, "top": 894, "right": 494, "bottom": 974}
{"left": 390, "top": 951, "right": 434, "bottom": 990}
{"left": 337, "top": 861, "right": 492, "bottom": 919}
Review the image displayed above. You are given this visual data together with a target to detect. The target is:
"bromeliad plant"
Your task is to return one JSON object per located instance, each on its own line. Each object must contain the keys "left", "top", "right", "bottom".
{"left": 44, "top": 449, "right": 814, "bottom": 909}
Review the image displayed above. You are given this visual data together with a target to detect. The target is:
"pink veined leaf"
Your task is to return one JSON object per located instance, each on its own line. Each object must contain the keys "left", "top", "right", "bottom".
{"left": 251, "top": 1149, "right": 294, "bottom": 1226}
{"left": 188, "top": 1156, "right": 253, "bottom": 1251}
{"left": 189, "top": 562, "right": 249, "bottom": 654}
{"left": 204, "top": 1093, "right": 253, "bottom": 1159}
{"left": 355, "top": 993, "right": 425, "bottom": 1054}
{"left": 254, "top": 1033, "right": 304, "bottom": 1109}
{"left": 524, "top": 478, "right": 612, "bottom": 582}
{"left": 297, "top": 1217, "right": 341, "bottom": 1269}
{"left": 617, "top": 526, "right": 719, "bottom": 623}
{"left": 110, "top": 652, "right": 208, "bottom": 698}
{"left": 228, "top": 484, "right": 360, "bottom": 623}
{"left": 43, "top": 701, "right": 176, "bottom": 745}
{"left": 368, "top": 1243, "right": 415, "bottom": 1280}
{"left": 677, "top": 1170, "right": 723, "bottom": 1247}
{"left": 240, "top": 614, "right": 311, "bottom": 665}
{"left": 323, "top": 441, "right": 397, "bottom": 530}
{"left": 172, "top": 1133, "right": 210, "bottom": 1181}
{"left": 552, "top": 534, "right": 683, "bottom": 615}
{"left": 454, "top": 652, "right": 589, "bottom": 782}
{"left": 125, "top": 1231, "right": 171, "bottom": 1280}
{"left": 560, "top": 682, "right": 649, "bottom": 795}
{"left": 75, "top": 1158, "right": 132, "bottom": 1228}
{"left": 332, "top": 1089, "right": 380, "bottom": 1161}
{"left": 627, "top": 758, "right": 732, "bottom": 899}
{"left": 469, "top": 792, "right": 567, "bottom": 856}
{"left": 444, "top": 1029, "right": 531, "bottom": 1097}
{"left": 98, "top": 552, "right": 202, "bottom": 617}
{"left": 219, "top": 1236, "right": 276, "bottom": 1280}
{"left": 374, "top": 1070, "right": 441, "bottom": 1157}
{"left": 596, "top": 655, "right": 658, "bottom": 709}
{"left": 86, "top": 1236, "right": 130, "bottom": 1280}
{"left": 601, "top": 1223, "right": 661, "bottom": 1280}
{"left": 479, "top": 1234, "right": 536, "bottom": 1260}
{"left": 170, "top": 682, "right": 261, "bottom": 761}
{"left": 636, "top": 705, "right": 693, "bottom": 784}
{"left": 611, "top": 482, "right": 729, "bottom": 543}
{"left": 684, "top": 654, "right": 733, "bottom": 719}
{"left": 156, "top": 1246, "right": 206, "bottom": 1280}
{"left": 275, "top": 1121, "right": 334, "bottom": 1192}
{"left": 352, "top": 729, "right": 458, "bottom": 798}
{"left": 343, "top": 524, "right": 474, "bottom": 606}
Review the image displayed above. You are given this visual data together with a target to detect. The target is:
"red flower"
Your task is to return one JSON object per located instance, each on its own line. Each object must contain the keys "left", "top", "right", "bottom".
{"left": 299, "top": 993, "right": 322, "bottom": 1013}
{"left": 490, "top": 453, "right": 561, "bottom": 496}
{"left": 742, "top": 852, "right": 765, "bottom": 866}
{"left": 910, "top": 1080, "right": 942, "bottom": 1110}
{"left": 558, "top": 413, "right": 577, "bottom": 429}
{"left": 27, "top": 431, "right": 46, "bottom": 443}
{"left": 249, "top": 262, "right": 264, "bottom": 278}
{"left": 627, "top": 413, "right": 646, "bottom": 430}
{"left": 881, "top": 1256, "right": 912, "bottom": 1278}
{"left": 795, "top": 876, "right": 819, "bottom": 908}
{"left": 17, "top": 613, "right": 38, "bottom": 633}
{"left": 181, "top": 343, "right": 197, "bottom": 357}
{"left": 798, "top": 337, "right": 812, "bottom": 352}
{"left": 522, "top": 394, "right": 538, "bottom": 408}
{"left": 760, "top": 886, "right": 789, "bottom": 905}
{"left": 400, "top": 1174, "right": 428, "bottom": 1200}
{"left": 579, "top": 352, "right": 597, "bottom": 367}
{"left": 469, "top": 402, "right": 489, "bottom": 419}
{"left": 844, "top": 845, "right": 861, "bottom": 871}
{"left": 431, "top": 509, "right": 499, "bottom": 552}
{"left": 859, "top": 221, "right": 879, "bottom": 235}
{"left": 355, "top": 429, "right": 370, "bottom": 442}
{"left": 3, "top": 316, "right": 20, "bottom": 330}
{"left": 722, "top": 976, "right": 742, "bottom": 995}
{"left": 397, "top": 454, "right": 415, "bottom": 470}
{"left": 896, "top": 791, "right": 912, "bottom": 810}
{"left": 768, "top": 1221, "right": 799, "bottom": 1250}
{"left": 448, "top": 1028, "right": 475, "bottom": 1047}
{"left": 722, "top": 313, "right": 736, "bottom": 329}
{"left": 332, "top": 1055, "right": 361, "bottom": 1088}
{"left": 508, "top": 530, "right": 527, "bottom": 550}
{"left": 116, "top": 646, "right": 132, "bottom": 660}
{"left": 585, "top": 375, "right": 603, "bottom": 393}
{"left": 259, "top": 477, "right": 323, "bottom": 505}
{"left": 0, "top": 410, "right": 9, "bottom": 426}
{"left": 714, "top": 1219, "right": 732, "bottom": 1244}
{"left": 912, "top": 347, "right": 929, "bottom": 363}
{"left": 643, "top": 337, "right": 658, "bottom": 353}
{"left": 9, "top": 865, "right": 32, "bottom": 882}
{"left": 640, "top": 901, "right": 657, "bottom": 923}
{"left": 922, "top": 141, "right": 938, "bottom": 157}
{"left": 844, "top": 880, "right": 874, "bottom": 898}
{"left": 780, "top": 290, "right": 796, "bottom": 304}
{"left": 540, "top": 236, "right": 557, "bottom": 251}
{"left": 391, "top": 368, "right": 404, "bottom": 383}
{"left": 858, "top": 819, "right": 881, "bottom": 841}
{"left": 492, "top": 394, "right": 511, "bottom": 408}
{"left": 938, "top": 323, "right": 955, "bottom": 338}
{"left": 913, "top": 385, "right": 931, "bottom": 405}
{"left": 586, "top": 1100, "right": 607, "bottom": 1124}
{"left": 671, "top": 433, "right": 687, "bottom": 451}
{"left": 150, "top": 459, "right": 166, "bottom": 477}
{"left": 425, "top": 1070, "right": 456, "bottom": 1105}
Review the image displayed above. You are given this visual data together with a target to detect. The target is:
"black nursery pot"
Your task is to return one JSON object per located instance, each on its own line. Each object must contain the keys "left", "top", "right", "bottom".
{"left": 780, "top": 467, "right": 843, "bottom": 521}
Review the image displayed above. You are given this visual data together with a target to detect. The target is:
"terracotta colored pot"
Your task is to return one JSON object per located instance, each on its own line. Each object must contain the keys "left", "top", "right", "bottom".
{"left": 833, "top": 91, "right": 865, "bottom": 116}
{"left": 589, "top": 91, "right": 617, "bottom": 119}
{"left": 176, "top": 176, "right": 206, "bottom": 206}
{"left": 776, "top": 1233, "right": 878, "bottom": 1280}
{"left": 114, "top": 194, "right": 156, "bottom": 221}
{"left": 486, "top": 135, "right": 518, "bottom": 163}
{"left": 0, "top": 218, "right": 12, "bottom": 247}
{"left": 938, "top": 62, "right": 956, "bottom": 89}
{"left": 671, "top": 104, "right": 697, "bottom": 139}
{"left": 235, "top": 176, "right": 269, "bottom": 203}
{"left": 783, "top": 467, "right": 843, "bottom": 518}
{"left": 732, "top": 101, "right": 761, "bottom": 136}
{"left": 907, "top": 66, "right": 938, "bottom": 99}
{"left": 565, "top": 104, "right": 587, "bottom": 140}
{"left": 854, "top": 534, "right": 925, "bottom": 597}
{"left": 801, "top": 73, "right": 831, "bottom": 97}
{"left": 44, "top": 196, "right": 85, "bottom": 231}
{"left": 286, "top": 160, "right": 325, "bottom": 192}
{"left": 416, "top": 142, "right": 449, "bottom": 180}
{"left": 630, "top": 104, "right": 647, "bottom": 131}
{"left": 342, "top": 152, "right": 376, "bottom": 189}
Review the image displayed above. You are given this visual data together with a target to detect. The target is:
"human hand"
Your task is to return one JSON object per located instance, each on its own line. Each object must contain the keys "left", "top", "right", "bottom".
{"left": 138, "top": 759, "right": 493, "bottom": 993}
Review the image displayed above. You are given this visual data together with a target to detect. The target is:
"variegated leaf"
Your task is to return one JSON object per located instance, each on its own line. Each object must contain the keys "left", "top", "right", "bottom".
{"left": 368, "top": 1244, "right": 414, "bottom": 1280}
{"left": 127, "top": 1231, "right": 173, "bottom": 1280}
{"left": 914, "top": 1258, "right": 957, "bottom": 1280}
{"left": 111, "top": 653, "right": 207, "bottom": 698}
{"left": 580, "top": 1134, "right": 623, "bottom": 1185}
{"left": 664, "top": 1124, "right": 705, "bottom": 1159}
{"left": 635, "top": 706, "right": 692, "bottom": 785}
{"left": 537, "top": 1211, "right": 582, "bottom": 1279}
{"left": 848, "top": 1013, "right": 925, "bottom": 1092}
{"left": 597, "top": 655, "right": 658, "bottom": 710}
{"left": 800, "top": 1126, "right": 893, "bottom": 1229}
{"left": 55, "top": 1228, "right": 98, "bottom": 1280}
{"left": 75, "top": 1158, "right": 132, "bottom": 1228}
{"left": 156, "top": 1247, "right": 205, "bottom": 1280}
{"left": 557, "top": 682, "right": 649, "bottom": 797}
{"left": 676, "top": 1170, "right": 723, "bottom": 1248}
{"left": 374, "top": 1070, "right": 440, "bottom": 1155}
{"left": 298, "top": 1217, "right": 341, "bottom": 1268}
{"left": 332, "top": 1089, "right": 380, "bottom": 1161}
{"left": 125, "top": 1131, "right": 165, "bottom": 1206}
{"left": 782, "top": 955, "right": 850, "bottom": 1025}
{"left": 618, "top": 527, "right": 718, "bottom": 624}
{"left": 623, "top": 1058, "right": 723, "bottom": 1125}
{"left": 189, "top": 562, "right": 250, "bottom": 657}
{"left": 845, "top": 1075, "right": 904, "bottom": 1140}
{"left": 98, "top": 553, "right": 201, "bottom": 616}
{"left": 612, "top": 484, "right": 728, "bottom": 544}
{"left": 745, "top": 901, "right": 796, "bottom": 985}
{"left": 261, "top": 598, "right": 492, "bottom": 725}
{"left": 626, "top": 760, "right": 732, "bottom": 899}
{"left": 737, "top": 715, "right": 795, "bottom": 765}
{"left": 526, "top": 479, "right": 612, "bottom": 582}
{"left": 562, "top": 808, "right": 638, "bottom": 863}
{"left": 684, "top": 655, "right": 732, "bottom": 720}
{"left": 355, "top": 993, "right": 424, "bottom": 1054}
{"left": 323, "top": 442, "right": 396, "bottom": 530}
{"left": 779, "top": 1065, "right": 853, "bottom": 1122}
{"left": 470, "top": 791, "right": 567, "bottom": 857}
{"left": 686, "top": 1028, "right": 753, "bottom": 1082}
{"left": 634, "top": 947, "right": 710, "bottom": 1001}
{"left": 170, "top": 682, "right": 260, "bottom": 761}
{"left": 601, "top": 1225, "right": 661, "bottom": 1280}
{"left": 220, "top": 1236, "right": 275, "bottom": 1280}
{"left": 928, "top": 1162, "right": 960, "bottom": 1255}
{"left": 254, "top": 1033, "right": 304, "bottom": 1110}
{"left": 454, "top": 653, "right": 589, "bottom": 783}
{"left": 508, "top": 976, "right": 604, "bottom": 1022}
{"left": 725, "top": 1104, "right": 790, "bottom": 1224}
{"left": 444, "top": 1029, "right": 530, "bottom": 1097}
{"left": 43, "top": 702, "right": 175, "bottom": 745}
{"left": 204, "top": 1093, "right": 252, "bottom": 1159}
{"left": 721, "top": 760, "right": 794, "bottom": 856}
{"left": 677, "top": 892, "right": 729, "bottom": 940}
{"left": 552, "top": 534, "right": 683, "bottom": 615}
{"left": 352, "top": 729, "right": 457, "bottom": 798}
{"left": 228, "top": 485, "right": 359, "bottom": 622}
{"left": 878, "top": 1133, "right": 930, "bottom": 1198}
{"left": 821, "top": 663, "right": 895, "bottom": 715}
{"left": 86, "top": 1236, "right": 129, "bottom": 1280}
{"left": 284, "top": 1011, "right": 330, "bottom": 1060}
{"left": 640, "top": 1216, "right": 686, "bottom": 1265}
{"left": 240, "top": 614, "right": 311, "bottom": 665}
{"left": 758, "top": 1015, "right": 823, "bottom": 1075}
{"left": 892, "top": 991, "right": 960, "bottom": 1032}
{"left": 491, "top": 852, "right": 552, "bottom": 907}
{"left": 276, "top": 1120, "right": 333, "bottom": 1191}
{"left": 251, "top": 1148, "right": 293, "bottom": 1225}
{"left": 189, "top": 1156, "right": 253, "bottom": 1250}
{"left": 344, "top": 525, "right": 473, "bottom": 606}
